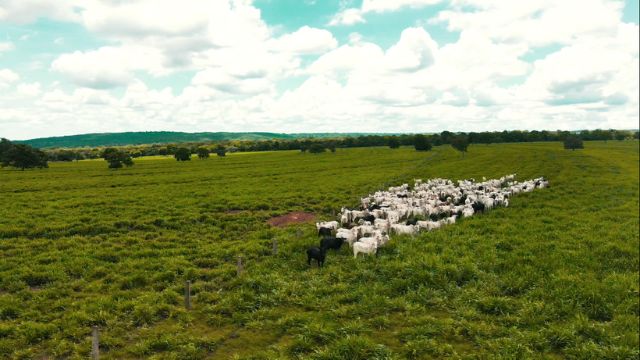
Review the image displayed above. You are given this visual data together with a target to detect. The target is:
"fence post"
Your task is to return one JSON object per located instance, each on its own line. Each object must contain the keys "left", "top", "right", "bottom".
{"left": 91, "top": 326, "right": 99, "bottom": 360}
{"left": 184, "top": 280, "right": 191, "bottom": 310}
{"left": 237, "top": 256, "right": 244, "bottom": 276}
{"left": 272, "top": 238, "right": 278, "bottom": 255}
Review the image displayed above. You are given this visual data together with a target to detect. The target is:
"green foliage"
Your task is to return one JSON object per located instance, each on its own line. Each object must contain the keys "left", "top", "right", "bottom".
{"left": 388, "top": 137, "right": 400, "bottom": 149}
{"left": 0, "top": 138, "right": 48, "bottom": 170}
{"left": 196, "top": 147, "right": 209, "bottom": 159}
{"left": 102, "top": 147, "right": 133, "bottom": 169}
{"left": 564, "top": 136, "right": 585, "bottom": 150}
{"left": 0, "top": 142, "right": 637, "bottom": 358}
{"left": 215, "top": 145, "right": 226, "bottom": 157}
{"left": 413, "top": 134, "right": 432, "bottom": 151}
{"left": 451, "top": 135, "right": 470, "bottom": 155}
{"left": 174, "top": 147, "right": 191, "bottom": 161}
{"left": 308, "top": 143, "right": 326, "bottom": 153}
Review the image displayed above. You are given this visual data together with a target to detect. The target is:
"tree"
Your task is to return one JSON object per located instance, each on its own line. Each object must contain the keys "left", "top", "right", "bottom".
{"left": 102, "top": 148, "right": 133, "bottom": 169}
{"left": 196, "top": 147, "right": 210, "bottom": 159}
{"left": 215, "top": 145, "right": 226, "bottom": 157}
{"left": 563, "top": 136, "right": 584, "bottom": 150}
{"left": 388, "top": 137, "right": 400, "bottom": 149}
{"left": 174, "top": 147, "right": 191, "bottom": 161}
{"left": 1, "top": 142, "right": 48, "bottom": 170}
{"left": 414, "top": 134, "right": 432, "bottom": 151}
{"left": 308, "top": 143, "right": 326, "bottom": 153}
{"left": 451, "top": 135, "right": 469, "bottom": 157}
{"left": 0, "top": 138, "right": 13, "bottom": 163}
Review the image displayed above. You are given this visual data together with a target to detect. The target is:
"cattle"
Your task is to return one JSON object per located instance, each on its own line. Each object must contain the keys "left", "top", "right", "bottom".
{"left": 353, "top": 241, "right": 377, "bottom": 258}
{"left": 320, "top": 237, "right": 344, "bottom": 251}
{"left": 307, "top": 247, "right": 326, "bottom": 267}
{"left": 318, "top": 227, "right": 332, "bottom": 237}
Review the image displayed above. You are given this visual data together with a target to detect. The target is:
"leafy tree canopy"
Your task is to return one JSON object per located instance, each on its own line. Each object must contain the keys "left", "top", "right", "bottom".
{"left": 102, "top": 147, "right": 133, "bottom": 168}
{"left": 451, "top": 135, "right": 470, "bottom": 156}
{"left": 564, "top": 136, "right": 584, "bottom": 150}
{"left": 174, "top": 147, "right": 191, "bottom": 161}
{"left": 0, "top": 138, "right": 48, "bottom": 170}
{"left": 414, "top": 134, "right": 432, "bottom": 151}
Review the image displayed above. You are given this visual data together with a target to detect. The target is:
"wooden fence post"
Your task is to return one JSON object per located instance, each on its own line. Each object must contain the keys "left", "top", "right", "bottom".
{"left": 272, "top": 238, "right": 278, "bottom": 255}
{"left": 91, "top": 326, "right": 99, "bottom": 360}
{"left": 184, "top": 280, "right": 191, "bottom": 310}
{"left": 237, "top": 256, "right": 244, "bottom": 276}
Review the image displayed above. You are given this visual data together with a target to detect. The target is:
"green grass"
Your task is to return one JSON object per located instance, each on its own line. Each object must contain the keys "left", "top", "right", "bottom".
{"left": 0, "top": 142, "right": 638, "bottom": 359}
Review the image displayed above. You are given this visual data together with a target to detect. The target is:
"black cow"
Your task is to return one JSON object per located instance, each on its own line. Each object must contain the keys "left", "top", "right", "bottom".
{"left": 320, "top": 236, "right": 344, "bottom": 251}
{"left": 318, "top": 227, "right": 332, "bottom": 237}
{"left": 472, "top": 202, "right": 485, "bottom": 213}
{"left": 360, "top": 214, "right": 375, "bottom": 223}
{"left": 307, "top": 247, "right": 326, "bottom": 267}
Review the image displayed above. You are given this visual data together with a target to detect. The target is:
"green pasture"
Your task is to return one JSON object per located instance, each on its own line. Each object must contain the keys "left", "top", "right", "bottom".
{"left": 0, "top": 141, "right": 638, "bottom": 359}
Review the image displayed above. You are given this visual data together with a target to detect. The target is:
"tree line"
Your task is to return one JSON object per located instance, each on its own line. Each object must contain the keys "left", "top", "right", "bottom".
{"left": 1, "top": 129, "right": 637, "bottom": 169}
{"left": 41, "top": 129, "right": 638, "bottom": 162}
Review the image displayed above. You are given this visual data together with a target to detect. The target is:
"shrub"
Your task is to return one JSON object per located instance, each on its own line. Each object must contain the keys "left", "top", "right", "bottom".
{"left": 308, "top": 144, "right": 326, "bottom": 154}
{"left": 196, "top": 147, "right": 209, "bottom": 159}
{"left": 102, "top": 147, "right": 133, "bottom": 168}
{"left": 414, "top": 134, "right": 432, "bottom": 151}
{"left": 451, "top": 135, "right": 469, "bottom": 156}
{"left": 564, "top": 136, "right": 584, "bottom": 150}
{"left": 174, "top": 147, "right": 191, "bottom": 161}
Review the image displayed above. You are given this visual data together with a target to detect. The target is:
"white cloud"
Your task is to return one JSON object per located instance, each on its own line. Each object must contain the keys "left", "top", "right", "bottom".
{"left": 435, "top": 0, "right": 624, "bottom": 47}
{"left": 329, "top": 0, "right": 441, "bottom": 26}
{"left": 17, "top": 82, "right": 41, "bottom": 97}
{"left": 81, "top": 0, "right": 210, "bottom": 38}
{"left": 0, "top": 0, "right": 79, "bottom": 24}
{"left": 0, "top": 69, "right": 19, "bottom": 89}
{"left": 328, "top": 8, "right": 365, "bottom": 26}
{"left": 1, "top": 0, "right": 638, "bottom": 140}
{"left": 385, "top": 27, "right": 438, "bottom": 72}
{"left": 362, "top": 0, "right": 443, "bottom": 13}
{"left": 0, "top": 41, "right": 14, "bottom": 53}
{"left": 51, "top": 46, "right": 164, "bottom": 88}
{"left": 271, "top": 26, "right": 337, "bottom": 55}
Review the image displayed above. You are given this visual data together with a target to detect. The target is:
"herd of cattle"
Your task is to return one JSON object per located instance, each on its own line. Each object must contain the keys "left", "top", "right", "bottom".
{"left": 306, "top": 174, "right": 549, "bottom": 266}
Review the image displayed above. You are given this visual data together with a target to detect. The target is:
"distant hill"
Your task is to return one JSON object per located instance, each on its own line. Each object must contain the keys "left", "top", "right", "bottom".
{"left": 15, "top": 131, "right": 390, "bottom": 149}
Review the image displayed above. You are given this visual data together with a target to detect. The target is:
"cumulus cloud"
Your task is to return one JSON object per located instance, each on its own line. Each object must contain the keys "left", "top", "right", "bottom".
{"left": 0, "top": 41, "right": 14, "bottom": 53}
{"left": 51, "top": 46, "right": 165, "bottom": 88}
{"left": 385, "top": 27, "right": 438, "bottom": 72}
{"left": 270, "top": 26, "right": 338, "bottom": 55}
{"left": 17, "top": 82, "right": 41, "bottom": 97}
{"left": 330, "top": 0, "right": 441, "bottom": 26}
{"left": 1, "top": 0, "right": 638, "bottom": 140}
{"left": 0, "top": 0, "right": 79, "bottom": 24}
{"left": 328, "top": 8, "right": 365, "bottom": 26}
{"left": 0, "top": 69, "right": 19, "bottom": 89}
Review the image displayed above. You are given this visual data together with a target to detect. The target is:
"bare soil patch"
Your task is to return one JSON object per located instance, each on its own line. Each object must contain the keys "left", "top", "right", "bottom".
{"left": 267, "top": 212, "right": 316, "bottom": 227}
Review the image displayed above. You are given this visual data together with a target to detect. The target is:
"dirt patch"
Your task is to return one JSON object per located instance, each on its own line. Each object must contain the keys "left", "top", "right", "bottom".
{"left": 267, "top": 212, "right": 316, "bottom": 227}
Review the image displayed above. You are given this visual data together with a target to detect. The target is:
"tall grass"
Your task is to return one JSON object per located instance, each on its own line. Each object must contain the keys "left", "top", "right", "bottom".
{"left": 0, "top": 141, "right": 638, "bottom": 359}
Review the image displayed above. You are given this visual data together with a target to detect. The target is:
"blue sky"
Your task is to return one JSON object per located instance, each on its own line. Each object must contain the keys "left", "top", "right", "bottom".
{"left": 0, "top": 0, "right": 638, "bottom": 140}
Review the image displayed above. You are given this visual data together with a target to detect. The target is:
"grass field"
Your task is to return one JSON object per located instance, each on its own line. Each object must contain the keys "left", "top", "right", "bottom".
{"left": 0, "top": 142, "right": 638, "bottom": 359}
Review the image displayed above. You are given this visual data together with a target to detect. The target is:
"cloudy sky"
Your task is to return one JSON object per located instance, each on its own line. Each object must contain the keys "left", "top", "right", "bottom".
{"left": 0, "top": 0, "right": 638, "bottom": 140}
